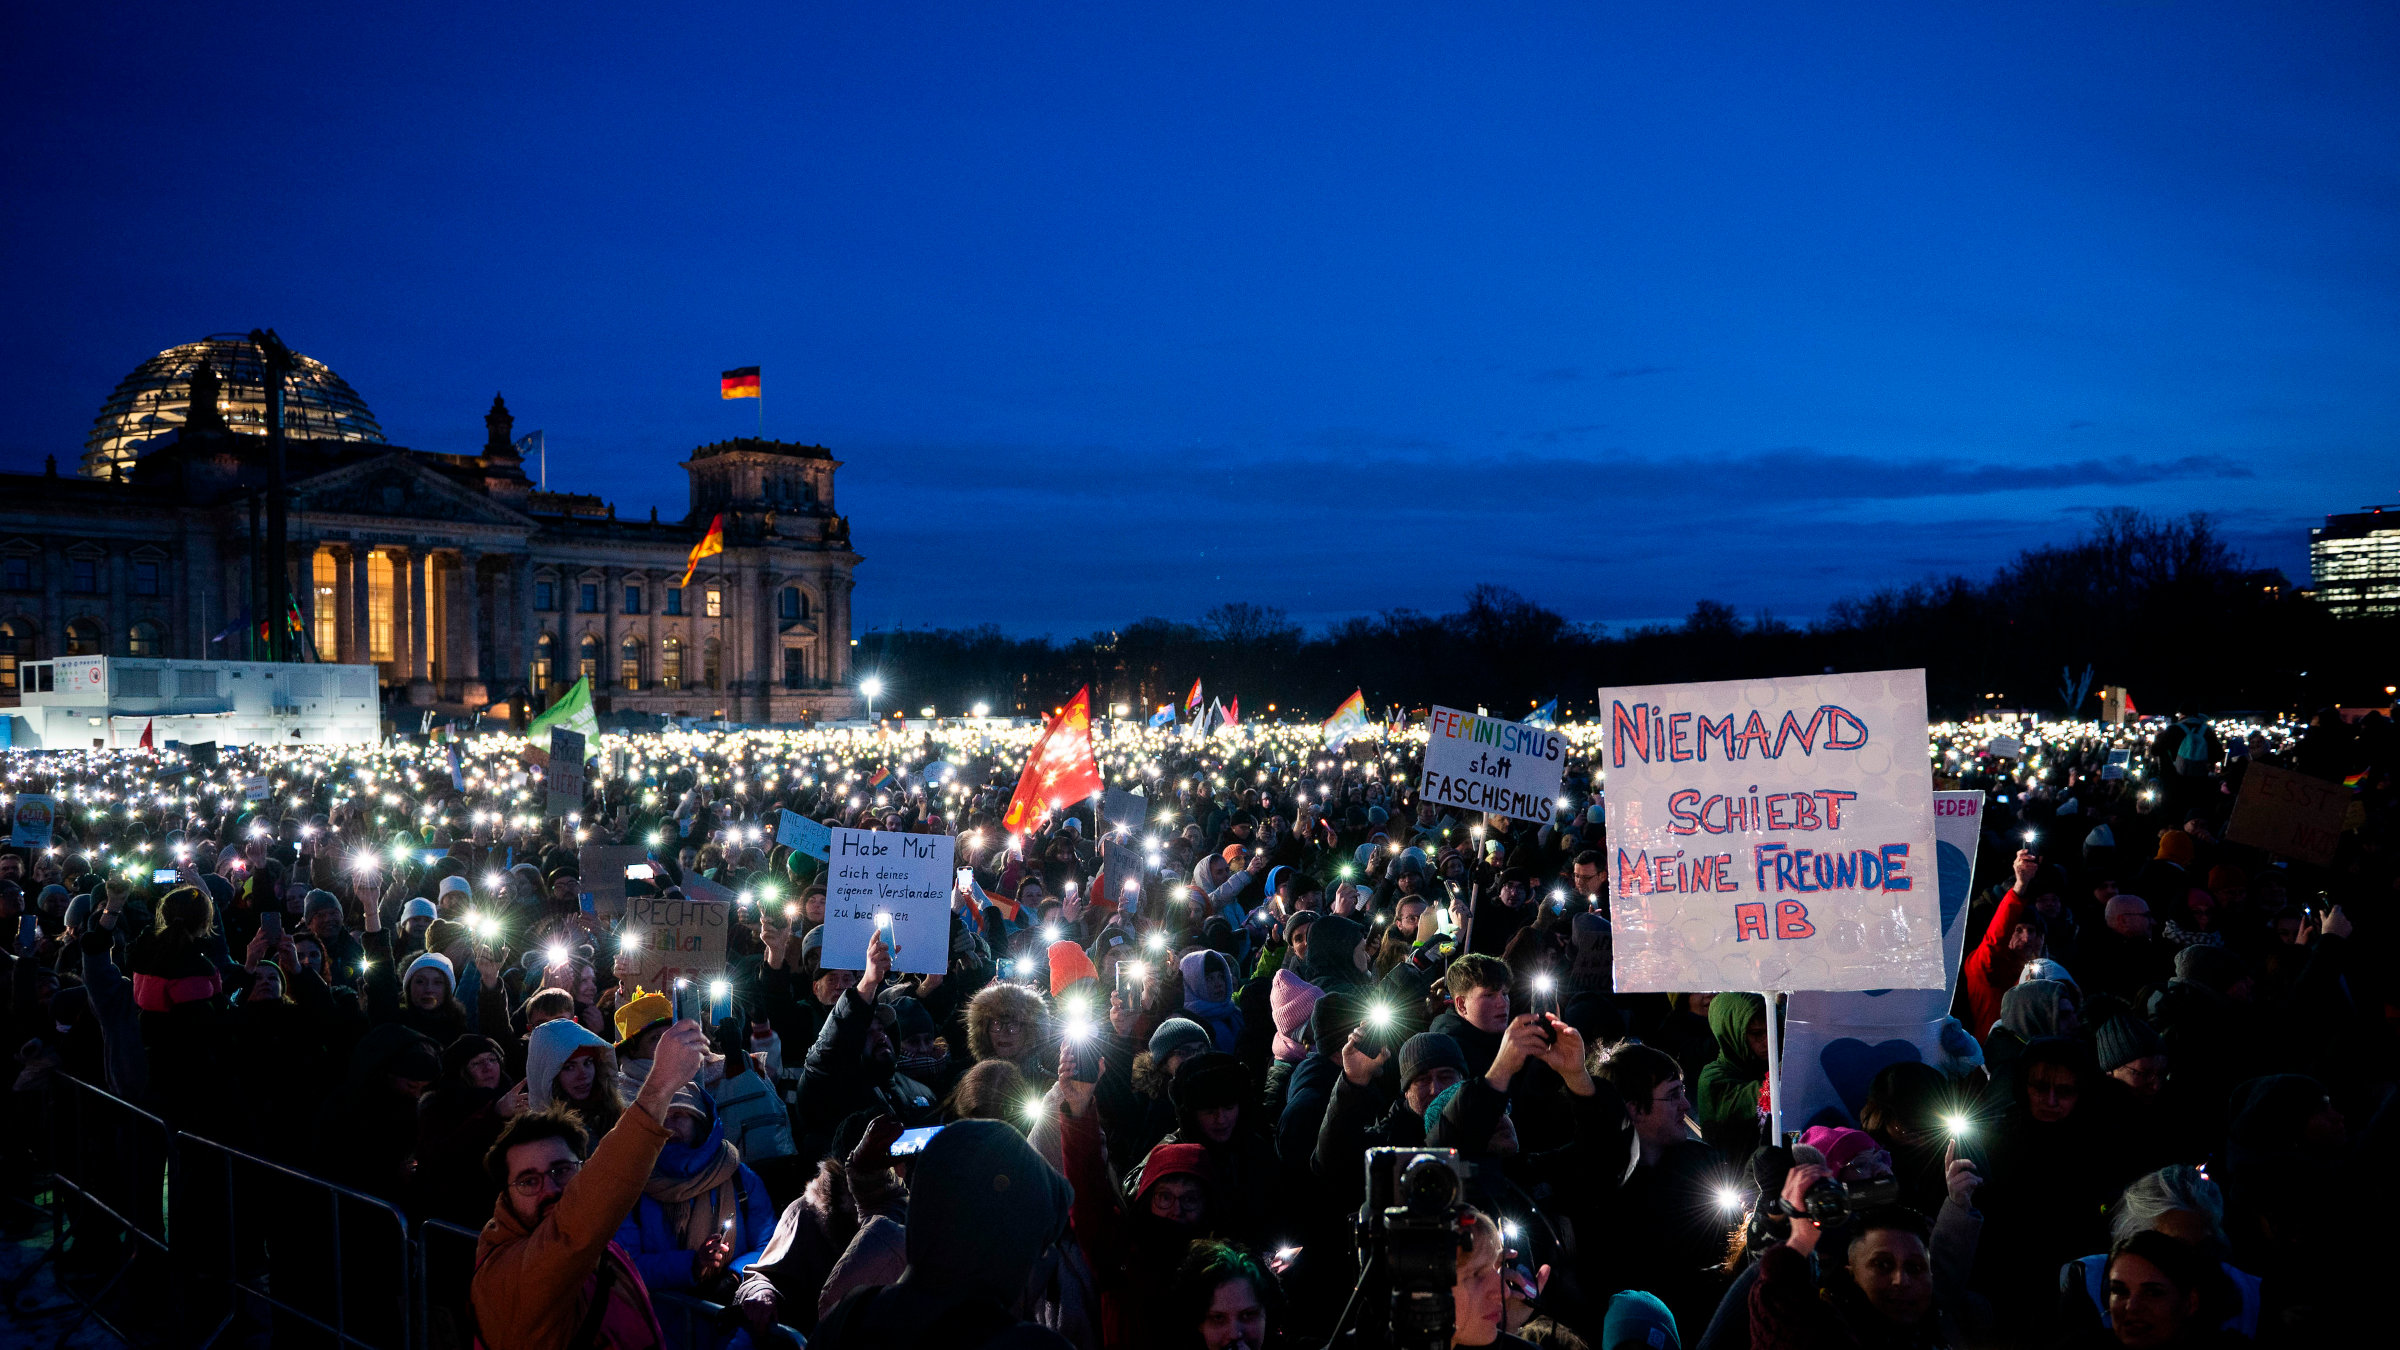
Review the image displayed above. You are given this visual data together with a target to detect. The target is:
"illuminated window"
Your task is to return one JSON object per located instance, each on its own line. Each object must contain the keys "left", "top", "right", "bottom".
{"left": 661, "top": 637, "right": 683, "bottom": 691}
{"left": 127, "top": 621, "right": 161, "bottom": 657}
{"left": 705, "top": 588, "right": 722, "bottom": 618}
{"left": 578, "top": 634, "right": 599, "bottom": 683}
{"left": 532, "top": 632, "right": 555, "bottom": 690}
{"left": 312, "top": 550, "right": 339, "bottom": 656}
{"left": 0, "top": 618, "right": 31, "bottom": 691}
{"left": 66, "top": 618, "right": 102, "bottom": 656}
{"left": 367, "top": 551, "right": 396, "bottom": 660}
{"left": 619, "top": 635, "right": 643, "bottom": 690}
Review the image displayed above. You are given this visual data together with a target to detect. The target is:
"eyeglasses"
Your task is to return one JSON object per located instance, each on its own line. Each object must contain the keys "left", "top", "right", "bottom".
{"left": 509, "top": 1160, "right": 582, "bottom": 1195}
{"left": 1650, "top": 1083, "right": 1690, "bottom": 1106}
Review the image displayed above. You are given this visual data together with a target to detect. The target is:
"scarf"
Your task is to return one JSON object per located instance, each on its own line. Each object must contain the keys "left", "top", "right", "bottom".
{"left": 642, "top": 1138, "right": 743, "bottom": 1252}
{"left": 898, "top": 1050, "right": 950, "bottom": 1081}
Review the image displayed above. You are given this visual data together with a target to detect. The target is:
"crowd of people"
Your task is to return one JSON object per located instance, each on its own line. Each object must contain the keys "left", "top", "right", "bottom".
{"left": 0, "top": 702, "right": 2390, "bottom": 1350}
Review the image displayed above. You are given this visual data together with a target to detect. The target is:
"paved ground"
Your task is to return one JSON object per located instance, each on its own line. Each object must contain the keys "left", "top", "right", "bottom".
{"left": 0, "top": 1199, "right": 129, "bottom": 1350}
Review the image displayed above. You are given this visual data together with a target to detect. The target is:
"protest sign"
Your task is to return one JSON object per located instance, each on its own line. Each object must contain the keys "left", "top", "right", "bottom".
{"left": 10, "top": 795, "right": 55, "bottom": 849}
{"left": 188, "top": 741, "right": 219, "bottom": 769}
{"left": 2102, "top": 747, "right": 2130, "bottom": 780}
{"left": 776, "top": 808, "right": 831, "bottom": 860}
{"left": 1985, "top": 734, "right": 2023, "bottom": 759}
{"left": 2224, "top": 762, "right": 2348, "bottom": 865}
{"left": 576, "top": 843, "right": 652, "bottom": 916}
{"left": 1779, "top": 788, "right": 1985, "bottom": 1129}
{"left": 1418, "top": 706, "right": 1566, "bottom": 824}
{"left": 824, "top": 828, "right": 955, "bottom": 975}
{"left": 239, "top": 776, "right": 271, "bottom": 803}
{"left": 1599, "top": 669, "right": 1941, "bottom": 993}
{"left": 623, "top": 891, "right": 729, "bottom": 992}
{"left": 546, "top": 728, "right": 585, "bottom": 818}
{"left": 1101, "top": 785, "right": 1148, "bottom": 830}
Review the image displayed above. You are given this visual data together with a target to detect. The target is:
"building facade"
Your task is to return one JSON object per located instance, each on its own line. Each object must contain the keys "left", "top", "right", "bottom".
{"left": 0, "top": 334, "right": 864, "bottom": 724}
{"left": 2310, "top": 506, "right": 2400, "bottom": 620}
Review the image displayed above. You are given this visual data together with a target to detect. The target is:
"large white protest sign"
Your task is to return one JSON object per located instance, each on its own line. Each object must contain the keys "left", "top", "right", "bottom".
{"left": 1600, "top": 669, "right": 1941, "bottom": 993}
{"left": 1779, "top": 789, "right": 1984, "bottom": 1129}
{"left": 824, "top": 828, "right": 955, "bottom": 975}
{"left": 1419, "top": 706, "right": 1565, "bottom": 824}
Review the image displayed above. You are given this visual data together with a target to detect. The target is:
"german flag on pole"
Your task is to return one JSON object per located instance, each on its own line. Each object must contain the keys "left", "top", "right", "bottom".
{"left": 720, "top": 366, "right": 761, "bottom": 399}
{"left": 680, "top": 514, "right": 726, "bottom": 587}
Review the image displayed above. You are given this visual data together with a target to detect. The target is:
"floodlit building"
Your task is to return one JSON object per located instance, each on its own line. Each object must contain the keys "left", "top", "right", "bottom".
{"left": 0, "top": 334, "right": 864, "bottom": 726}
{"left": 2310, "top": 506, "right": 2400, "bottom": 619}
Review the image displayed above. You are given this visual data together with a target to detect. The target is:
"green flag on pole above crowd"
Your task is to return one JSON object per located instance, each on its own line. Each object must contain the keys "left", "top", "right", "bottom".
{"left": 526, "top": 676, "right": 600, "bottom": 745}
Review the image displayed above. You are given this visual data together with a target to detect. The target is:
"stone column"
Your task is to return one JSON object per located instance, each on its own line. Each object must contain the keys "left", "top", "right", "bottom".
{"left": 406, "top": 549, "right": 434, "bottom": 704}
{"left": 349, "top": 547, "right": 372, "bottom": 669}
{"left": 106, "top": 550, "right": 127, "bottom": 655}
{"left": 512, "top": 555, "right": 535, "bottom": 704}
{"left": 460, "top": 548, "right": 485, "bottom": 704}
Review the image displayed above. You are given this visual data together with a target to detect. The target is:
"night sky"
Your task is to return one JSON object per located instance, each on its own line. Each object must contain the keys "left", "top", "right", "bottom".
{"left": 4, "top": 4, "right": 2394, "bottom": 637}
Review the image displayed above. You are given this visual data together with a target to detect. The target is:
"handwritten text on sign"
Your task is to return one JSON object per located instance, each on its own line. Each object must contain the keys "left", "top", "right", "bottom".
{"left": 2224, "top": 762, "right": 2349, "bottom": 866}
{"left": 824, "top": 828, "right": 956, "bottom": 975}
{"left": 1599, "top": 669, "right": 1941, "bottom": 993}
{"left": 624, "top": 893, "right": 728, "bottom": 993}
{"left": 1419, "top": 706, "right": 1566, "bottom": 824}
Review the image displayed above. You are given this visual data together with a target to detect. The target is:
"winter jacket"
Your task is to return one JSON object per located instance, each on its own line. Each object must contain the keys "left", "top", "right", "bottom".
{"left": 610, "top": 1096, "right": 774, "bottom": 1293}
{"left": 471, "top": 1104, "right": 672, "bottom": 1350}
{"left": 1696, "top": 992, "right": 1767, "bottom": 1159}
{"left": 1960, "top": 890, "right": 2038, "bottom": 1044}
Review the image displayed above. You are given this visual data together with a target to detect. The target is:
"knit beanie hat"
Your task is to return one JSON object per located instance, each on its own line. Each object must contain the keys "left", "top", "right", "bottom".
{"left": 304, "top": 889, "right": 343, "bottom": 922}
{"left": 1603, "top": 1289, "right": 1681, "bottom": 1350}
{"left": 2174, "top": 943, "right": 2244, "bottom": 994}
{"left": 1797, "top": 1125, "right": 1881, "bottom": 1176}
{"left": 437, "top": 875, "right": 472, "bottom": 903}
{"left": 1169, "top": 1051, "right": 1249, "bottom": 1113}
{"left": 442, "top": 1034, "right": 503, "bottom": 1080}
{"left": 1397, "top": 1031, "right": 1468, "bottom": 1089}
{"left": 2155, "top": 829, "right": 2195, "bottom": 866}
{"left": 890, "top": 996, "right": 938, "bottom": 1040}
{"left": 1047, "top": 939, "right": 1098, "bottom": 996}
{"left": 2095, "top": 1015, "right": 2163, "bottom": 1072}
{"left": 1148, "top": 1017, "right": 1214, "bottom": 1064}
{"left": 401, "top": 951, "right": 456, "bottom": 996}
{"left": 399, "top": 897, "right": 439, "bottom": 923}
{"left": 2103, "top": 894, "right": 2148, "bottom": 923}
{"left": 63, "top": 892, "right": 93, "bottom": 930}
{"left": 614, "top": 986, "right": 673, "bottom": 1044}
{"left": 2017, "top": 958, "right": 2076, "bottom": 990}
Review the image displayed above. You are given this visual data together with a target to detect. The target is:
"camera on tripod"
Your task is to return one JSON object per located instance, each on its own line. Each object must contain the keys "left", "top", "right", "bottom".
{"left": 1343, "top": 1148, "right": 1473, "bottom": 1350}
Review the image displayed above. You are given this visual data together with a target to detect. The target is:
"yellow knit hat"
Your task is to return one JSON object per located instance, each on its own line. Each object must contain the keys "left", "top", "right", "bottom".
{"left": 613, "top": 986, "right": 673, "bottom": 1044}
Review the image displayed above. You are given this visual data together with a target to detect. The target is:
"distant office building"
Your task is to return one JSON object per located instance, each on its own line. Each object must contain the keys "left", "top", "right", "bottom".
{"left": 0, "top": 334, "right": 864, "bottom": 724}
{"left": 2311, "top": 506, "right": 2400, "bottom": 619}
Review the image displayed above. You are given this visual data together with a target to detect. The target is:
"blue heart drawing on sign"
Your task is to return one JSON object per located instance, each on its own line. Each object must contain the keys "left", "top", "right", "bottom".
{"left": 1936, "top": 840, "right": 1971, "bottom": 937}
{"left": 1822, "top": 1038, "right": 1924, "bottom": 1118}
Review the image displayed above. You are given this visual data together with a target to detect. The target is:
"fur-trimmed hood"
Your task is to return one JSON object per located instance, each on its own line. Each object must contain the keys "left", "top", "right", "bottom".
{"left": 964, "top": 981, "right": 1048, "bottom": 1065}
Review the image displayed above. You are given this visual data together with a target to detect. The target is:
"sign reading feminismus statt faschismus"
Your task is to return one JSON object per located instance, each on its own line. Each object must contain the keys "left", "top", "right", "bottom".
{"left": 1599, "top": 669, "right": 1942, "bottom": 994}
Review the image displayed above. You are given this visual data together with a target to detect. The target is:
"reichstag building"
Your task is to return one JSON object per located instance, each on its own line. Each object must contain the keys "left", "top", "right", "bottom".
{"left": 0, "top": 335, "right": 864, "bottom": 724}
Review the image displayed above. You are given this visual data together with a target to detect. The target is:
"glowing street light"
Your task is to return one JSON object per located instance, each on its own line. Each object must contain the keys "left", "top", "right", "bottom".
{"left": 860, "top": 675, "right": 884, "bottom": 721}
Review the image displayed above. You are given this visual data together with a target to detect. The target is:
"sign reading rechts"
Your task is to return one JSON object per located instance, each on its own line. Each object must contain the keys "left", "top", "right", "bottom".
{"left": 624, "top": 892, "right": 729, "bottom": 992}
{"left": 1418, "top": 706, "right": 1565, "bottom": 824}
{"left": 1598, "top": 669, "right": 1942, "bottom": 993}
{"left": 824, "top": 828, "right": 956, "bottom": 976}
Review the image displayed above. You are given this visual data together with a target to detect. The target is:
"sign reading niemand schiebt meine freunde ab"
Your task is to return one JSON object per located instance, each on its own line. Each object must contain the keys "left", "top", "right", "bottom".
{"left": 1418, "top": 706, "right": 1566, "bottom": 824}
{"left": 1598, "top": 669, "right": 1942, "bottom": 994}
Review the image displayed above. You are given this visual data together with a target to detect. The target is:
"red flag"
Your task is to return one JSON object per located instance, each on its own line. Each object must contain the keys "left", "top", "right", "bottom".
{"left": 138, "top": 718, "right": 154, "bottom": 750}
{"left": 1225, "top": 697, "right": 1240, "bottom": 726}
{"left": 1002, "top": 687, "right": 1104, "bottom": 834}
{"left": 2123, "top": 691, "right": 2139, "bottom": 719}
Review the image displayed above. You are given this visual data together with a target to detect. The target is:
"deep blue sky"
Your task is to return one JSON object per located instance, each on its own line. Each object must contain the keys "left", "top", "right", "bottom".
{"left": 5, "top": 3, "right": 2394, "bottom": 637}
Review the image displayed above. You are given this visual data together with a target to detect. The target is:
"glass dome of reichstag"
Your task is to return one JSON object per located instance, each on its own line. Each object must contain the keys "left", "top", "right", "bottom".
{"left": 83, "top": 333, "right": 386, "bottom": 478}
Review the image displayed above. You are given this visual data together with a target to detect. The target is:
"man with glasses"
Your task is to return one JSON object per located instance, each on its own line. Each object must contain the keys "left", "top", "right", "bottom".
{"left": 472, "top": 1017, "right": 711, "bottom": 1350}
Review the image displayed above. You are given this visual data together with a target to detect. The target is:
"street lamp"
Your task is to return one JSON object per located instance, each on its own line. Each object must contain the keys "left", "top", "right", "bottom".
{"left": 860, "top": 675, "right": 883, "bottom": 721}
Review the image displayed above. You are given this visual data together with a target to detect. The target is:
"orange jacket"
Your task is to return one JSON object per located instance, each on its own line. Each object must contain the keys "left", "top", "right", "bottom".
{"left": 471, "top": 1105, "right": 671, "bottom": 1350}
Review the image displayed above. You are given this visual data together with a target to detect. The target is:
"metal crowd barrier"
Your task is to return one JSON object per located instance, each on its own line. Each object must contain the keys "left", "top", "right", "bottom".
{"left": 20, "top": 1076, "right": 745, "bottom": 1350}
{"left": 34, "top": 1073, "right": 178, "bottom": 1348}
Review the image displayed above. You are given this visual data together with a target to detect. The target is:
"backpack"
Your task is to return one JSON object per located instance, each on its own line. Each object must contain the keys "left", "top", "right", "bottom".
{"left": 2173, "top": 718, "right": 2211, "bottom": 774}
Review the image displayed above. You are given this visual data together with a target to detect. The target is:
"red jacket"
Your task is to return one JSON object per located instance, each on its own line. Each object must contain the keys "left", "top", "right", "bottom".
{"left": 1960, "top": 889, "right": 2035, "bottom": 1044}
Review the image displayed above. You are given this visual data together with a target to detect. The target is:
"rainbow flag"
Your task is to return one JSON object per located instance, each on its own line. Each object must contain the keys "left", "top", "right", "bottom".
{"left": 867, "top": 766, "right": 892, "bottom": 791}
{"left": 720, "top": 366, "right": 760, "bottom": 399}
{"left": 1185, "top": 678, "right": 1203, "bottom": 715}
{"left": 1322, "top": 689, "right": 1370, "bottom": 749}
{"left": 2344, "top": 770, "right": 2367, "bottom": 789}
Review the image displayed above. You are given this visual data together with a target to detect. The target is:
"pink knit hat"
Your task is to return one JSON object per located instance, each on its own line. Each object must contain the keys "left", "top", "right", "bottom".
{"left": 1269, "top": 967, "right": 1326, "bottom": 1063}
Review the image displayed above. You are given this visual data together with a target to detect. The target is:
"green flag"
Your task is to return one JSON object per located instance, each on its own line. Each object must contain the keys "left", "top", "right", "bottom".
{"left": 526, "top": 676, "right": 600, "bottom": 745}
